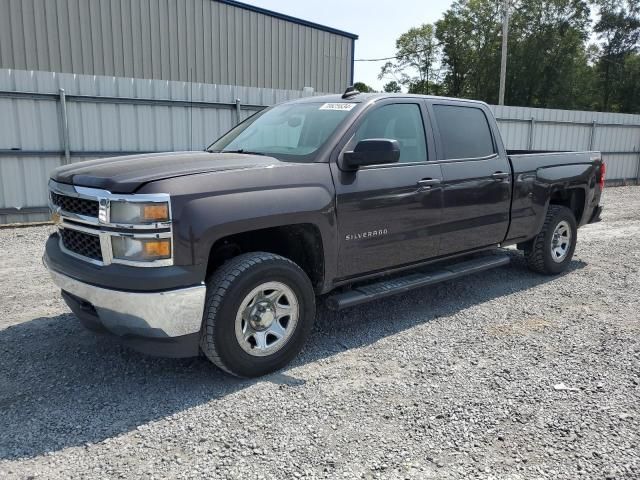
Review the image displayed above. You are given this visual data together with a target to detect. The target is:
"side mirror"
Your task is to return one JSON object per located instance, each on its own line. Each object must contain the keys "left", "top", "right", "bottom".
{"left": 342, "top": 139, "right": 400, "bottom": 170}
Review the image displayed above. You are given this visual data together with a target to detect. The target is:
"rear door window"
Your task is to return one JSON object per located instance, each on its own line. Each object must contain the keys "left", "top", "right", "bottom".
{"left": 433, "top": 105, "right": 495, "bottom": 160}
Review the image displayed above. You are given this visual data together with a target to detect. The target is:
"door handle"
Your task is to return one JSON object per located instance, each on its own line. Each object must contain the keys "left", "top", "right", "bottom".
{"left": 491, "top": 172, "right": 510, "bottom": 180}
{"left": 417, "top": 178, "right": 442, "bottom": 189}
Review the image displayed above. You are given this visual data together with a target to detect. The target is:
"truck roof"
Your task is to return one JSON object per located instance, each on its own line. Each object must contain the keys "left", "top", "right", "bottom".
{"left": 288, "top": 92, "right": 490, "bottom": 107}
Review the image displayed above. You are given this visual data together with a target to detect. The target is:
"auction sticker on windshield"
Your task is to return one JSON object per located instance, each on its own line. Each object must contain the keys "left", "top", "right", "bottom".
{"left": 319, "top": 103, "right": 356, "bottom": 111}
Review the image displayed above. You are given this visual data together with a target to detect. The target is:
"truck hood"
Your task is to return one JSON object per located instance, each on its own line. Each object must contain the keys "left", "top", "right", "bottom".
{"left": 51, "top": 151, "right": 284, "bottom": 193}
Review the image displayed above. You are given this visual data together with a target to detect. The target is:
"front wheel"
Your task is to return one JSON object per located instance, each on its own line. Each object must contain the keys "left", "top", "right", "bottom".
{"left": 200, "top": 252, "right": 315, "bottom": 377}
{"left": 525, "top": 205, "right": 577, "bottom": 275}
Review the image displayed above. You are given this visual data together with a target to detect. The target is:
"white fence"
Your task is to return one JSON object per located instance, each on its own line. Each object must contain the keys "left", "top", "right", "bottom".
{"left": 1, "top": 68, "right": 639, "bottom": 224}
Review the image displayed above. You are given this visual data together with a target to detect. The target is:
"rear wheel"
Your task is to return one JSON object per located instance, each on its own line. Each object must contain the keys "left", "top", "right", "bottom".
{"left": 525, "top": 205, "right": 577, "bottom": 275}
{"left": 200, "top": 252, "right": 315, "bottom": 377}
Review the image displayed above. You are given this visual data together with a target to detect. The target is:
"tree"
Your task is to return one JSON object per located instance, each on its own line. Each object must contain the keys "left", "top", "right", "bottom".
{"left": 353, "top": 82, "right": 376, "bottom": 93}
{"left": 506, "top": 0, "right": 593, "bottom": 109}
{"left": 383, "top": 81, "right": 402, "bottom": 93}
{"left": 435, "top": 0, "right": 503, "bottom": 102}
{"left": 592, "top": 0, "right": 640, "bottom": 111}
{"left": 436, "top": 0, "right": 595, "bottom": 108}
{"left": 378, "top": 24, "right": 441, "bottom": 94}
{"left": 378, "top": 0, "right": 639, "bottom": 112}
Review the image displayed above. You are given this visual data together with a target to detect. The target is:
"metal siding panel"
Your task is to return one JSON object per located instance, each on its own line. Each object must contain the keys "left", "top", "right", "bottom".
{"left": 311, "top": 29, "right": 318, "bottom": 92}
{"left": 156, "top": 0, "right": 168, "bottom": 80}
{"left": 149, "top": 0, "right": 161, "bottom": 79}
{"left": 304, "top": 27, "right": 312, "bottom": 87}
{"left": 0, "top": 0, "right": 356, "bottom": 89}
{"left": 234, "top": 6, "right": 242, "bottom": 86}
{"left": 77, "top": 0, "right": 93, "bottom": 73}
{"left": 336, "top": 36, "right": 345, "bottom": 92}
{"left": 87, "top": 0, "right": 103, "bottom": 75}
{"left": 323, "top": 32, "right": 331, "bottom": 92}
{"left": 0, "top": 0, "right": 14, "bottom": 68}
{"left": 130, "top": 0, "right": 144, "bottom": 79}
{"left": 202, "top": 0, "right": 212, "bottom": 84}
{"left": 220, "top": 4, "right": 231, "bottom": 85}
{"left": 167, "top": 0, "right": 179, "bottom": 80}
{"left": 9, "top": 0, "right": 26, "bottom": 70}
{"left": 210, "top": 1, "right": 221, "bottom": 84}
{"left": 185, "top": 0, "right": 195, "bottom": 83}
{"left": 33, "top": 0, "right": 50, "bottom": 71}
{"left": 176, "top": 0, "right": 187, "bottom": 82}
{"left": 194, "top": 0, "right": 204, "bottom": 83}
{"left": 241, "top": 9, "right": 252, "bottom": 87}
{"left": 329, "top": 34, "right": 337, "bottom": 92}
{"left": 99, "top": 0, "right": 115, "bottom": 76}
{"left": 0, "top": 158, "right": 28, "bottom": 210}
{"left": 119, "top": 0, "right": 134, "bottom": 78}
{"left": 278, "top": 19, "right": 285, "bottom": 89}
{"left": 257, "top": 11, "right": 265, "bottom": 88}
{"left": 108, "top": 0, "right": 124, "bottom": 77}
{"left": 139, "top": 0, "right": 153, "bottom": 79}
{"left": 284, "top": 21, "right": 292, "bottom": 90}
{"left": 265, "top": 16, "right": 273, "bottom": 88}
{"left": 250, "top": 11, "right": 258, "bottom": 87}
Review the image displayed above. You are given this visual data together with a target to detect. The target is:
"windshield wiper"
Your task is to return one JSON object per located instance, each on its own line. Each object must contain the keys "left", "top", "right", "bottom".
{"left": 209, "top": 149, "right": 267, "bottom": 156}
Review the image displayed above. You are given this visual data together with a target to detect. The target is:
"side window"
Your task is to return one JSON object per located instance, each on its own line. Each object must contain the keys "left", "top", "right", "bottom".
{"left": 433, "top": 105, "right": 495, "bottom": 160}
{"left": 353, "top": 103, "right": 427, "bottom": 163}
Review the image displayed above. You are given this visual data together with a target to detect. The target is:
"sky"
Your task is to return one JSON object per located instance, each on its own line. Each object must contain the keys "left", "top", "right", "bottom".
{"left": 241, "top": 0, "right": 453, "bottom": 91}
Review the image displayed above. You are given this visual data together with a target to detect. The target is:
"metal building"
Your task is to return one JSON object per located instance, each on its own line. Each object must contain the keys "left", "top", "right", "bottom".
{"left": 0, "top": 0, "right": 357, "bottom": 93}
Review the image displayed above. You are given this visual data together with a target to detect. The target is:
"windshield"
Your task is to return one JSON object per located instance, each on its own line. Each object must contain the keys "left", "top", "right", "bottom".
{"left": 207, "top": 102, "right": 356, "bottom": 162}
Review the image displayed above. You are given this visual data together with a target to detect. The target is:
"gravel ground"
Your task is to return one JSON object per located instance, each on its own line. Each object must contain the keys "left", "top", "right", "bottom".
{"left": 1, "top": 187, "right": 639, "bottom": 480}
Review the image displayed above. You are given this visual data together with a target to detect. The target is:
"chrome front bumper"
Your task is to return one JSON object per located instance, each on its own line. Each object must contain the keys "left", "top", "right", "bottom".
{"left": 45, "top": 259, "right": 206, "bottom": 338}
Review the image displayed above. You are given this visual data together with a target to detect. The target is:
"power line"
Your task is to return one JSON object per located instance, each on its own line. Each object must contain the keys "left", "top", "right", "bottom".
{"left": 355, "top": 48, "right": 437, "bottom": 62}
{"left": 354, "top": 55, "right": 399, "bottom": 62}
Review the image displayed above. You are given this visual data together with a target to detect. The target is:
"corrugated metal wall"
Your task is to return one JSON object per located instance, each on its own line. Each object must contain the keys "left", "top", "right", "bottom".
{"left": 0, "top": 69, "right": 319, "bottom": 223}
{"left": 0, "top": 0, "right": 355, "bottom": 93}
{"left": 491, "top": 105, "right": 640, "bottom": 181}
{"left": 1, "top": 69, "right": 639, "bottom": 224}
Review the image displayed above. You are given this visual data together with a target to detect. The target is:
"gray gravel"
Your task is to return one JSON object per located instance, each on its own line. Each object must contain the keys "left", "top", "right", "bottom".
{"left": 1, "top": 187, "right": 639, "bottom": 479}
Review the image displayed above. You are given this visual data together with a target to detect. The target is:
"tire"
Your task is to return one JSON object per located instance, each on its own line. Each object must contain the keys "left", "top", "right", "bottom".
{"left": 200, "top": 252, "right": 316, "bottom": 377}
{"left": 525, "top": 205, "right": 577, "bottom": 275}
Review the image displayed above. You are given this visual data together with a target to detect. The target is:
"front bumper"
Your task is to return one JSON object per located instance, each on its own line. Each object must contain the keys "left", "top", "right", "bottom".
{"left": 44, "top": 255, "right": 206, "bottom": 357}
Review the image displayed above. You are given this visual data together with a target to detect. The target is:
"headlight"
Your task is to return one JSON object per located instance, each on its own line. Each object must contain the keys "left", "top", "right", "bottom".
{"left": 110, "top": 201, "right": 170, "bottom": 224}
{"left": 112, "top": 237, "right": 171, "bottom": 262}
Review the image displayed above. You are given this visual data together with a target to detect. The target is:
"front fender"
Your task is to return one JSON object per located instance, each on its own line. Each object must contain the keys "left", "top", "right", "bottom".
{"left": 180, "top": 185, "right": 336, "bottom": 264}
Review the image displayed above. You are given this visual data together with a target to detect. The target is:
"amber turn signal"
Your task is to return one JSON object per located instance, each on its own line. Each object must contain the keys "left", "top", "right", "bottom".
{"left": 142, "top": 204, "right": 170, "bottom": 222}
{"left": 143, "top": 239, "right": 171, "bottom": 257}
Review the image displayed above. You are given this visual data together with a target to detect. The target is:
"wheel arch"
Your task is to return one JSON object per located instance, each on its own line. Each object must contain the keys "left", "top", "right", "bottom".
{"left": 548, "top": 186, "right": 586, "bottom": 225}
{"left": 206, "top": 223, "right": 326, "bottom": 293}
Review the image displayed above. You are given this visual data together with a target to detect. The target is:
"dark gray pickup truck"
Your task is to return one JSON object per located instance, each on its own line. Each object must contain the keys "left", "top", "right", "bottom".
{"left": 44, "top": 90, "right": 605, "bottom": 377}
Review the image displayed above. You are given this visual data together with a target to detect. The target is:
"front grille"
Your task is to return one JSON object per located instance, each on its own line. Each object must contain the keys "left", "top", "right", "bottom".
{"left": 60, "top": 229, "right": 103, "bottom": 261}
{"left": 51, "top": 192, "right": 99, "bottom": 217}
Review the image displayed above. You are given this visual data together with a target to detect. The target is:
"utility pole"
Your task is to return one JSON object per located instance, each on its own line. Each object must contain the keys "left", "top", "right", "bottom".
{"left": 499, "top": 0, "right": 510, "bottom": 105}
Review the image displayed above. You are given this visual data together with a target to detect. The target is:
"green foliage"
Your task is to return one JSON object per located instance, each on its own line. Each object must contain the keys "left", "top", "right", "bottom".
{"left": 379, "top": 24, "right": 441, "bottom": 94}
{"left": 353, "top": 82, "right": 376, "bottom": 93}
{"left": 592, "top": 0, "right": 640, "bottom": 112}
{"left": 435, "top": 0, "right": 502, "bottom": 101}
{"left": 382, "top": 0, "right": 640, "bottom": 112}
{"left": 383, "top": 81, "right": 402, "bottom": 93}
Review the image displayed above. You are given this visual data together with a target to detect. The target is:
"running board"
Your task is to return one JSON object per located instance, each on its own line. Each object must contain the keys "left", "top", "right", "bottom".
{"left": 326, "top": 254, "right": 510, "bottom": 311}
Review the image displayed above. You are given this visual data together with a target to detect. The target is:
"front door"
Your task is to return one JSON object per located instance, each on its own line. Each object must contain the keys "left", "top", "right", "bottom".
{"left": 332, "top": 101, "right": 443, "bottom": 279}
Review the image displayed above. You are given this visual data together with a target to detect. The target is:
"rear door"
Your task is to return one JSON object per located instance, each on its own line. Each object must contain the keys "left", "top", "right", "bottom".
{"left": 331, "top": 100, "right": 443, "bottom": 279}
{"left": 429, "top": 102, "right": 512, "bottom": 256}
